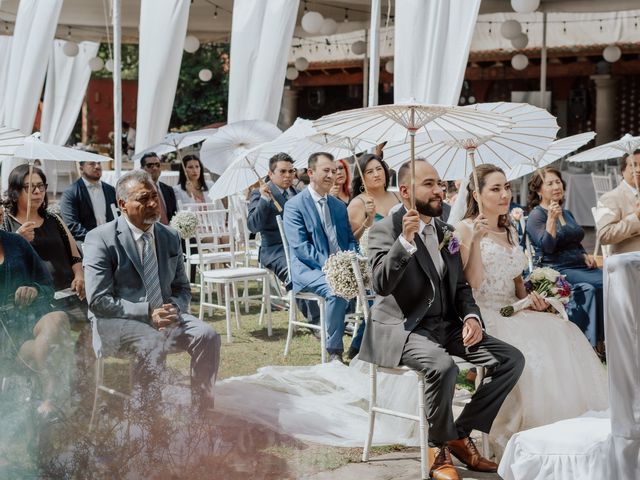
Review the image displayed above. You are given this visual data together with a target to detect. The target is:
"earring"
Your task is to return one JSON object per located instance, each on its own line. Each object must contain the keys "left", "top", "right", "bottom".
{"left": 360, "top": 185, "right": 365, "bottom": 193}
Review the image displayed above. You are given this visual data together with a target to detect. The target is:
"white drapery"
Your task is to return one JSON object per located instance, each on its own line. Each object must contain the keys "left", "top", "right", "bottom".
{"left": 227, "top": 0, "right": 299, "bottom": 124}
{"left": 134, "top": 0, "right": 190, "bottom": 156}
{"left": 0, "top": 0, "right": 63, "bottom": 191}
{"left": 393, "top": 0, "right": 480, "bottom": 105}
{"left": 0, "top": 35, "right": 12, "bottom": 116}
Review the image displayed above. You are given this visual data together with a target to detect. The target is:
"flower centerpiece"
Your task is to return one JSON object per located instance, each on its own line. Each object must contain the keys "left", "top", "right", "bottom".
{"left": 170, "top": 211, "right": 198, "bottom": 239}
{"left": 322, "top": 250, "right": 370, "bottom": 300}
{"left": 500, "top": 267, "right": 571, "bottom": 319}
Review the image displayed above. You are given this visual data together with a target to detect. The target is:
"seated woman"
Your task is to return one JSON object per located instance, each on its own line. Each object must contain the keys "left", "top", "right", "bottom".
{"left": 329, "top": 158, "right": 351, "bottom": 205}
{"left": 174, "top": 154, "right": 216, "bottom": 205}
{"left": 347, "top": 154, "right": 400, "bottom": 240}
{"left": 455, "top": 164, "right": 608, "bottom": 456}
{"left": 525, "top": 167, "right": 604, "bottom": 351}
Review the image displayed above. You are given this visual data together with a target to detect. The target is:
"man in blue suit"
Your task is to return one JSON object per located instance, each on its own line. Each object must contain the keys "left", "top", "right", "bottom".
{"left": 284, "top": 152, "right": 358, "bottom": 362}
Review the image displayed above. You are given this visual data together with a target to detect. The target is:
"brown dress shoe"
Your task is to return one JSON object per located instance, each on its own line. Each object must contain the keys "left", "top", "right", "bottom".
{"left": 448, "top": 437, "right": 498, "bottom": 473}
{"left": 428, "top": 445, "right": 460, "bottom": 480}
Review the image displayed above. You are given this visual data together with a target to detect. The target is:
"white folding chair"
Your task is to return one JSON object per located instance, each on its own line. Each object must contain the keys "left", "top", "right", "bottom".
{"left": 591, "top": 173, "right": 614, "bottom": 202}
{"left": 276, "top": 215, "right": 327, "bottom": 364}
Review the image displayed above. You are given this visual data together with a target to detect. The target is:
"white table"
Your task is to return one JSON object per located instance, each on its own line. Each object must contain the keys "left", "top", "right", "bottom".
{"left": 563, "top": 172, "right": 596, "bottom": 227}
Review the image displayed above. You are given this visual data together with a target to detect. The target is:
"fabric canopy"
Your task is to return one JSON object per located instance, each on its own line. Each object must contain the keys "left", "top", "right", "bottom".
{"left": 0, "top": 36, "right": 12, "bottom": 116}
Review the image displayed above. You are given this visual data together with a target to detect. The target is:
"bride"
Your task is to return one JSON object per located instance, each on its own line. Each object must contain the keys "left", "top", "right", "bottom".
{"left": 453, "top": 164, "right": 608, "bottom": 455}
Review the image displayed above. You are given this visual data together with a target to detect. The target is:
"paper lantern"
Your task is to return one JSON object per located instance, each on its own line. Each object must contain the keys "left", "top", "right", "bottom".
{"left": 63, "top": 41, "right": 79, "bottom": 57}
{"left": 501, "top": 20, "right": 522, "bottom": 40}
{"left": 385, "top": 60, "right": 394, "bottom": 74}
{"left": 294, "top": 57, "right": 309, "bottom": 71}
{"left": 285, "top": 67, "right": 299, "bottom": 81}
{"left": 468, "top": 96, "right": 476, "bottom": 104}
{"left": 198, "top": 68, "right": 212, "bottom": 82}
{"left": 184, "top": 35, "right": 200, "bottom": 53}
{"left": 511, "top": 53, "right": 529, "bottom": 70}
{"left": 88, "top": 57, "right": 104, "bottom": 72}
{"left": 511, "top": 0, "right": 540, "bottom": 13}
{"left": 320, "top": 18, "right": 338, "bottom": 36}
{"left": 105, "top": 59, "right": 114, "bottom": 72}
{"left": 301, "top": 11, "right": 324, "bottom": 35}
{"left": 511, "top": 33, "right": 529, "bottom": 50}
{"left": 603, "top": 45, "right": 622, "bottom": 63}
{"left": 351, "top": 40, "right": 366, "bottom": 55}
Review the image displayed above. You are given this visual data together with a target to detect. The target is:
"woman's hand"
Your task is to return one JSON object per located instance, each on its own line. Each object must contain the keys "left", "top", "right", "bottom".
{"left": 329, "top": 184, "right": 341, "bottom": 198}
{"left": 71, "top": 275, "right": 86, "bottom": 300}
{"left": 527, "top": 291, "right": 549, "bottom": 311}
{"left": 14, "top": 286, "right": 38, "bottom": 307}
{"left": 547, "top": 201, "right": 563, "bottom": 222}
{"left": 584, "top": 254, "right": 598, "bottom": 269}
{"left": 361, "top": 195, "right": 376, "bottom": 225}
{"left": 471, "top": 214, "right": 490, "bottom": 241}
{"left": 16, "top": 221, "right": 36, "bottom": 242}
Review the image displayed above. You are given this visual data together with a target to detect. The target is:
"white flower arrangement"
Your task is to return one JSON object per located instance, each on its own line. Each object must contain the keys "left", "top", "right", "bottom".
{"left": 170, "top": 211, "right": 198, "bottom": 239}
{"left": 358, "top": 227, "right": 370, "bottom": 257}
{"left": 47, "top": 203, "right": 62, "bottom": 217}
{"left": 322, "top": 250, "right": 371, "bottom": 300}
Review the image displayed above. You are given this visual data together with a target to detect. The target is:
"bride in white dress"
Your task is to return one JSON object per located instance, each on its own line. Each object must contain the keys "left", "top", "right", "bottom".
{"left": 453, "top": 164, "right": 608, "bottom": 455}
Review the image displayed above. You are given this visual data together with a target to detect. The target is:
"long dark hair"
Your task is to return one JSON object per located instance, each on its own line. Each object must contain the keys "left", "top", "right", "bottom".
{"left": 527, "top": 167, "right": 566, "bottom": 210}
{"left": 178, "top": 154, "right": 208, "bottom": 191}
{"left": 462, "top": 163, "right": 515, "bottom": 246}
{"left": 351, "top": 153, "right": 390, "bottom": 198}
{"left": 5, "top": 164, "right": 49, "bottom": 217}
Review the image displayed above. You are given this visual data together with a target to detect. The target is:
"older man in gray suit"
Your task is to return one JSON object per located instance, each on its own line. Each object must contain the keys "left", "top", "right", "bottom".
{"left": 84, "top": 170, "right": 220, "bottom": 413}
{"left": 359, "top": 159, "right": 523, "bottom": 480}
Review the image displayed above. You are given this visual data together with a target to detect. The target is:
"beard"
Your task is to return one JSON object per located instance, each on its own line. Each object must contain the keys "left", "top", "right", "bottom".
{"left": 143, "top": 214, "right": 161, "bottom": 225}
{"left": 415, "top": 197, "right": 443, "bottom": 218}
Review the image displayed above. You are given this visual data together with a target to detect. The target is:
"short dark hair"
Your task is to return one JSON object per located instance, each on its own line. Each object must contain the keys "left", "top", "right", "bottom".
{"left": 269, "top": 152, "right": 294, "bottom": 172}
{"left": 351, "top": 153, "right": 390, "bottom": 195}
{"left": 140, "top": 152, "right": 160, "bottom": 167}
{"left": 5, "top": 164, "right": 48, "bottom": 217}
{"left": 620, "top": 149, "right": 640, "bottom": 174}
{"left": 307, "top": 152, "right": 334, "bottom": 171}
{"left": 397, "top": 158, "right": 427, "bottom": 187}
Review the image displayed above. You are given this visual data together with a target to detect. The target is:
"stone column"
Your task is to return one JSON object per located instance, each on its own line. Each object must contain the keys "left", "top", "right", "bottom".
{"left": 590, "top": 74, "right": 618, "bottom": 146}
{"left": 278, "top": 86, "right": 298, "bottom": 130}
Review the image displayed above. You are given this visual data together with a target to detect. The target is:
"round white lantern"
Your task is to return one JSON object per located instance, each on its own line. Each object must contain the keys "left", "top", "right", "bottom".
{"left": 320, "top": 18, "right": 338, "bottom": 36}
{"left": 511, "top": 53, "right": 529, "bottom": 70}
{"left": 511, "top": 0, "right": 540, "bottom": 13}
{"left": 501, "top": 20, "right": 522, "bottom": 40}
{"left": 385, "top": 60, "right": 394, "bottom": 74}
{"left": 603, "top": 45, "right": 622, "bottom": 63}
{"left": 468, "top": 96, "right": 476, "bottom": 104}
{"left": 511, "top": 33, "right": 529, "bottom": 50}
{"left": 285, "top": 67, "right": 299, "bottom": 81}
{"left": 198, "top": 68, "right": 212, "bottom": 82}
{"left": 105, "top": 59, "right": 114, "bottom": 72}
{"left": 184, "top": 35, "right": 200, "bottom": 53}
{"left": 88, "top": 57, "right": 104, "bottom": 72}
{"left": 63, "top": 41, "right": 79, "bottom": 57}
{"left": 351, "top": 40, "right": 366, "bottom": 55}
{"left": 294, "top": 57, "right": 309, "bottom": 71}
{"left": 301, "top": 11, "right": 324, "bottom": 35}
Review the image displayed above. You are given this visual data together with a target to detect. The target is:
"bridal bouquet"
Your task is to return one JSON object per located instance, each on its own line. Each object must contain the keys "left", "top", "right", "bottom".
{"left": 322, "top": 250, "right": 370, "bottom": 300}
{"left": 500, "top": 267, "right": 571, "bottom": 320}
{"left": 170, "top": 211, "right": 198, "bottom": 239}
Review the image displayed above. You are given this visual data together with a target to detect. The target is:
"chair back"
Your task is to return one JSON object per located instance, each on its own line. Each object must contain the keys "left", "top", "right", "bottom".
{"left": 591, "top": 173, "right": 614, "bottom": 201}
{"left": 228, "top": 194, "right": 258, "bottom": 266}
{"left": 276, "top": 215, "right": 292, "bottom": 284}
{"left": 182, "top": 203, "right": 235, "bottom": 267}
{"left": 350, "top": 255, "right": 371, "bottom": 321}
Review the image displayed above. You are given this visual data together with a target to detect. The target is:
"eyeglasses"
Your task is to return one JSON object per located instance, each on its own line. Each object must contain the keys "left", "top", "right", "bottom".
{"left": 144, "top": 162, "right": 161, "bottom": 169}
{"left": 21, "top": 183, "right": 47, "bottom": 193}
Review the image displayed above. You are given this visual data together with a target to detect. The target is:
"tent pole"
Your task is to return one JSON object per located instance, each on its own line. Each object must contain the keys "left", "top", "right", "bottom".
{"left": 367, "top": 0, "right": 381, "bottom": 107}
{"left": 113, "top": 0, "right": 122, "bottom": 179}
{"left": 540, "top": 11, "right": 547, "bottom": 110}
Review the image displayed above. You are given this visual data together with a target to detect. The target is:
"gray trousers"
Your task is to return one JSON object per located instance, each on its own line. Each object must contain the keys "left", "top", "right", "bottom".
{"left": 401, "top": 323, "right": 524, "bottom": 445}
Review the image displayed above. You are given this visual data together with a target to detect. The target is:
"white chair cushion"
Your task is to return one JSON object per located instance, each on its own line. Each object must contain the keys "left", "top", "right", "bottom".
{"left": 201, "top": 267, "right": 268, "bottom": 280}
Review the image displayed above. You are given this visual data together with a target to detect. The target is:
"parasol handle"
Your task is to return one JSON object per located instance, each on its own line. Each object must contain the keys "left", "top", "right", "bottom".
{"left": 410, "top": 130, "right": 416, "bottom": 210}
{"left": 26, "top": 162, "right": 34, "bottom": 222}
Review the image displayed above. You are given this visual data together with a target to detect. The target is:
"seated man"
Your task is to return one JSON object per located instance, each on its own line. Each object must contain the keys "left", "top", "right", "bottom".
{"left": 283, "top": 152, "right": 358, "bottom": 362}
{"left": 83, "top": 171, "right": 220, "bottom": 412}
{"left": 596, "top": 149, "right": 640, "bottom": 255}
{"left": 140, "top": 152, "right": 177, "bottom": 225}
{"left": 359, "top": 159, "right": 524, "bottom": 480}
{"left": 60, "top": 160, "right": 117, "bottom": 242}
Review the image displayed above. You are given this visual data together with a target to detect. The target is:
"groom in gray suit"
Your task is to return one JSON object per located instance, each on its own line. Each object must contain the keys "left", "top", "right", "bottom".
{"left": 84, "top": 170, "right": 220, "bottom": 413}
{"left": 359, "top": 159, "right": 524, "bottom": 480}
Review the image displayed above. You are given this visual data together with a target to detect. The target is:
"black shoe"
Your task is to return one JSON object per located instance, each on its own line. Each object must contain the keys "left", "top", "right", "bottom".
{"left": 347, "top": 346, "right": 359, "bottom": 360}
{"left": 328, "top": 352, "right": 345, "bottom": 364}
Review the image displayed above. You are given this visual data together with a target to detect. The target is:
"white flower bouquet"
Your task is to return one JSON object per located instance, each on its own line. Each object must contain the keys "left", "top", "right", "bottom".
{"left": 500, "top": 267, "right": 571, "bottom": 320}
{"left": 47, "top": 203, "right": 62, "bottom": 217}
{"left": 322, "top": 250, "right": 370, "bottom": 300}
{"left": 170, "top": 211, "right": 198, "bottom": 239}
{"left": 358, "top": 227, "right": 370, "bottom": 257}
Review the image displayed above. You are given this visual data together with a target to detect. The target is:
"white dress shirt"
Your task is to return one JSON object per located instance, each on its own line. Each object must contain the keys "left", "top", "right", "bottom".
{"left": 82, "top": 177, "right": 107, "bottom": 225}
{"left": 307, "top": 184, "right": 329, "bottom": 220}
{"left": 622, "top": 179, "right": 639, "bottom": 198}
{"left": 123, "top": 215, "right": 156, "bottom": 263}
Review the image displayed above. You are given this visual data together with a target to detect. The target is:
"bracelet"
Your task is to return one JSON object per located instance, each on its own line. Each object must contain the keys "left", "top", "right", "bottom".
{"left": 71, "top": 256, "right": 82, "bottom": 265}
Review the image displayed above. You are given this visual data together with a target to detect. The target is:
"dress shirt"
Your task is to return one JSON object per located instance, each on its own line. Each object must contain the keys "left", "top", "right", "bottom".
{"left": 622, "top": 179, "right": 639, "bottom": 198}
{"left": 307, "top": 185, "right": 329, "bottom": 220}
{"left": 123, "top": 216, "right": 156, "bottom": 263}
{"left": 82, "top": 177, "right": 107, "bottom": 225}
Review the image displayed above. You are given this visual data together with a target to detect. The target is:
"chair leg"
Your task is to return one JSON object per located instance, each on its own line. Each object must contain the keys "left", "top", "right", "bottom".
{"left": 362, "top": 363, "right": 377, "bottom": 462}
{"left": 243, "top": 279, "right": 250, "bottom": 313}
{"left": 417, "top": 374, "right": 429, "bottom": 479}
{"left": 319, "top": 299, "right": 327, "bottom": 364}
{"left": 198, "top": 281, "right": 205, "bottom": 321}
{"left": 284, "top": 291, "right": 296, "bottom": 358}
{"left": 261, "top": 275, "right": 272, "bottom": 336}
{"left": 89, "top": 358, "right": 104, "bottom": 432}
{"left": 224, "top": 282, "right": 233, "bottom": 343}
{"left": 231, "top": 281, "right": 241, "bottom": 330}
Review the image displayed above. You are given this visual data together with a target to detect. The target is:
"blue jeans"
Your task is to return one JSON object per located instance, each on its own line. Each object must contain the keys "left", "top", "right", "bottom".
{"left": 558, "top": 266, "right": 604, "bottom": 347}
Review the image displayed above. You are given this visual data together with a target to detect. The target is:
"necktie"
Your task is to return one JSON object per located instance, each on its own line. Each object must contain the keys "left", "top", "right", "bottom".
{"left": 282, "top": 189, "right": 289, "bottom": 201}
{"left": 423, "top": 224, "right": 444, "bottom": 278}
{"left": 142, "top": 232, "right": 163, "bottom": 310}
{"left": 318, "top": 197, "right": 340, "bottom": 254}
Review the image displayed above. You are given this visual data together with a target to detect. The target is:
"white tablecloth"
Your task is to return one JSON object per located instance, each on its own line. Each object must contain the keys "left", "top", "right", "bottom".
{"left": 563, "top": 172, "right": 596, "bottom": 227}
{"left": 101, "top": 170, "right": 209, "bottom": 188}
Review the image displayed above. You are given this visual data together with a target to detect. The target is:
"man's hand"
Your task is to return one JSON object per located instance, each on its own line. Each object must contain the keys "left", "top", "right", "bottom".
{"left": 462, "top": 317, "right": 483, "bottom": 347}
{"left": 402, "top": 208, "right": 420, "bottom": 244}
{"left": 635, "top": 201, "right": 640, "bottom": 220}
{"left": 17, "top": 221, "right": 36, "bottom": 243}
{"left": 151, "top": 303, "right": 179, "bottom": 331}
{"left": 584, "top": 254, "right": 598, "bottom": 269}
{"left": 15, "top": 286, "right": 38, "bottom": 307}
{"left": 260, "top": 182, "right": 273, "bottom": 200}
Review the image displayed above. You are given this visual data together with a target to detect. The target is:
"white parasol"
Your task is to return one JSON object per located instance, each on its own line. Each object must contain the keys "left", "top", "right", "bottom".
{"left": 131, "top": 128, "right": 219, "bottom": 162}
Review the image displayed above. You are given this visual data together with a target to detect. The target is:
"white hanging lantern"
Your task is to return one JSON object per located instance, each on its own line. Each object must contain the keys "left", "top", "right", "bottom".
{"left": 501, "top": 20, "right": 522, "bottom": 40}
{"left": 511, "top": 0, "right": 540, "bottom": 13}
{"left": 63, "top": 41, "right": 79, "bottom": 57}
{"left": 511, "top": 33, "right": 529, "bottom": 50}
{"left": 301, "top": 11, "right": 324, "bottom": 35}
{"left": 285, "top": 67, "right": 299, "bottom": 81}
{"left": 320, "top": 18, "right": 338, "bottom": 36}
{"left": 351, "top": 40, "right": 366, "bottom": 55}
{"left": 511, "top": 53, "right": 529, "bottom": 70}
{"left": 198, "top": 68, "right": 212, "bottom": 82}
{"left": 385, "top": 60, "right": 394, "bottom": 74}
{"left": 294, "top": 57, "right": 309, "bottom": 71}
{"left": 184, "top": 35, "right": 200, "bottom": 53}
{"left": 105, "top": 59, "right": 114, "bottom": 72}
{"left": 603, "top": 45, "right": 622, "bottom": 63}
{"left": 88, "top": 57, "right": 104, "bottom": 72}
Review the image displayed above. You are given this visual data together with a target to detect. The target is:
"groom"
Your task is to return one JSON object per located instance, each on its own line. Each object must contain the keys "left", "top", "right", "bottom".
{"left": 359, "top": 159, "right": 524, "bottom": 480}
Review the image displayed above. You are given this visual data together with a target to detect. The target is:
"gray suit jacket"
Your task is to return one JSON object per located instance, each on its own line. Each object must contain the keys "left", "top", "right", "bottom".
{"left": 358, "top": 207, "right": 482, "bottom": 368}
{"left": 83, "top": 216, "right": 190, "bottom": 324}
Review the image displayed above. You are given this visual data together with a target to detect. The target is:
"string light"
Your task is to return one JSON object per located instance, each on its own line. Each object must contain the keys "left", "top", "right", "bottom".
{"left": 344, "top": 8, "right": 349, "bottom": 22}
{"left": 214, "top": 6, "right": 218, "bottom": 18}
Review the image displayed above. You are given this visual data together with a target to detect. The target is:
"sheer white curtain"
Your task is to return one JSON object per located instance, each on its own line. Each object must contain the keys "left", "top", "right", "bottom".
{"left": 0, "top": 35, "right": 12, "bottom": 115}
{"left": 227, "top": 0, "right": 299, "bottom": 124}
{"left": 0, "top": 0, "right": 63, "bottom": 191}
{"left": 394, "top": 0, "right": 480, "bottom": 105}
{"left": 134, "top": 0, "right": 190, "bottom": 156}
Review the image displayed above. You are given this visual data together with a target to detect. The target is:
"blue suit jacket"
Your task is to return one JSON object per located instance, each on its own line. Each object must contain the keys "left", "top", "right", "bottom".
{"left": 283, "top": 188, "right": 357, "bottom": 291}
{"left": 60, "top": 178, "right": 117, "bottom": 241}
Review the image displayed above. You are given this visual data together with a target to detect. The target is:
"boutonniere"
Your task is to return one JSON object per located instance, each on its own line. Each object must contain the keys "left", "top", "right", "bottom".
{"left": 438, "top": 227, "right": 460, "bottom": 254}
